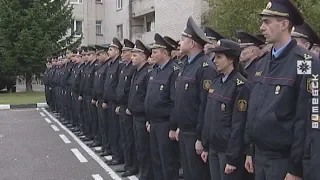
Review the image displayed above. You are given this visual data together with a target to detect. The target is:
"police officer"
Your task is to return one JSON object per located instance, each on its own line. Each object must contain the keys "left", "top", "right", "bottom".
{"left": 78, "top": 46, "right": 91, "bottom": 140}
{"left": 236, "top": 31, "right": 265, "bottom": 81}
{"left": 44, "top": 57, "right": 52, "bottom": 108}
{"left": 103, "top": 38, "right": 125, "bottom": 165}
{"left": 245, "top": 0, "right": 314, "bottom": 179}
{"left": 291, "top": 22, "right": 319, "bottom": 51}
{"left": 175, "top": 16, "right": 218, "bottom": 180}
{"left": 114, "top": 39, "right": 138, "bottom": 176}
{"left": 146, "top": 33, "right": 180, "bottom": 180}
{"left": 204, "top": 27, "right": 225, "bottom": 62}
{"left": 163, "top": 36, "right": 183, "bottom": 66}
{"left": 201, "top": 39, "right": 250, "bottom": 180}
{"left": 127, "top": 40, "right": 153, "bottom": 180}
{"left": 92, "top": 44, "right": 112, "bottom": 156}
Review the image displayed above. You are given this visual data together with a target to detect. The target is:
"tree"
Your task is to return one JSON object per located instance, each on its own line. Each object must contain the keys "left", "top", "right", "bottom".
{"left": 206, "top": 0, "right": 320, "bottom": 39}
{"left": 0, "top": 0, "right": 82, "bottom": 92}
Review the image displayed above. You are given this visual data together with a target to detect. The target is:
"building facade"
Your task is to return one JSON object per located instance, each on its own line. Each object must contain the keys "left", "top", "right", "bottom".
{"left": 70, "top": 0, "right": 208, "bottom": 45}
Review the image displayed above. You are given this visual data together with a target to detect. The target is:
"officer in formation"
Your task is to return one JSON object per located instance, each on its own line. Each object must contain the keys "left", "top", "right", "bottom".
{"left": 44, "top": 0, "right": 320, "bottom": 179}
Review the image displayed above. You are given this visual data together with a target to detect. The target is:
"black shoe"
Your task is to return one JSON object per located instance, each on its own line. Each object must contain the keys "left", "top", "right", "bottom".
{"left": 100, "top": 150, "right": 112, "bottom": 157}
{"left": 77, "top": 132, "right": 85, "bottom": 137}
{"left": 62, "top": 121, "right": 68, "bottom": 125}
{"left": 71, "top": 128, "right": 80, "bottom": 132}
{"left": 95, "top": 149, "right": 105, "bottom": 153}
{"left": 81, "top": 137, "right": 93, "bottom": 142}
{"left": 115, "top": 167, "right": 126, "bottom": 173}
{"left": 105, "top": 159, "right": 124, "bottom": 166}
{"left": 121, "top": 169, "right": 138, "bottom": 177}
{"left": 179, "top": 173, "right": 184, "bottom": 179}
{"left": 89, "top": 142, "right": 101, "bottom": 148}
{"left": 66, "top": 124, "right": 73, "bottom": 128}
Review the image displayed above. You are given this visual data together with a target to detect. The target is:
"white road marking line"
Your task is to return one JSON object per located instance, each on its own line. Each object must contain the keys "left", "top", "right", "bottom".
{"left": 59, "top": 134, "right": 71, "bottom": 144}
{"left": 92, "top": 174, "right": 104, "bottom": 180}
{"left": 94, "top": 147, "right": 102, "bottom": 151}
{"left": 40, "top": 112, "right": 46, "bottom": 117}
{"left": 44, "top": 118, "right": 52, "bottom": 124}
{"left": 71, "top": 148, "right": 88, "bottom": 163}
{"left": 43, "top": 108, "right": 125, "bottom": 180}
{"left": 51, "top": 125, "right": 59, "bottom": 132}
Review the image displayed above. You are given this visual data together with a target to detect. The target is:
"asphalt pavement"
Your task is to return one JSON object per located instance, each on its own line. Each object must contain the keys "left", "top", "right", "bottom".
{"left": 0, "top": 108, "right": 139, "bottom": 180}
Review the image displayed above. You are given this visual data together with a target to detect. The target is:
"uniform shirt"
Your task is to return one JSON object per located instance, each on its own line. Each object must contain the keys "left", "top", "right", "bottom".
{"left": 144, "top": 60, "right": 180, "bottom": 130}
{"left": 128, "top": 63, "right": 151, "bottom": 116}
{"left": 92, "top": 60, "right": 109, "bottom": 100}
{"left": 175, "top": 50, "right": 218, "bottom": 140}
{"left": 272, "top": 39, "right": 291, "bottom": 59}
{"left": 202, "top": 70, "right": 250, "bottom": 166}
{"left": 116, "top": 61, "right": 136, "bottom": 108}
{"left": 246, "top": 39, "right": 313, "bottom": 177}
{"left": 83, "top": 60, "right": 100, "bottom": 96}
{"left": 103, "top": 56, "right": 124, "bottom": 103}
{"left": 71, "top": 63, "right": 85, "bottom": 95}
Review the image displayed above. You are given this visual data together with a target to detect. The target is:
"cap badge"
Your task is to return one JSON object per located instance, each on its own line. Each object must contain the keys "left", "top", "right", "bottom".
{"left": 266, "top": 2, "right": 272, "bottom": 9}
{"left": 216, "top": 40, "right": 221, "bottom": 47}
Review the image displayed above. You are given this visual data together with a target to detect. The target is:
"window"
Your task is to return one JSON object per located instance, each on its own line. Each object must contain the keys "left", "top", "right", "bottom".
{"left": 96, "top": 0, "right": 102, "bottom": 3}
{"left": 70, "top": 0, "right": 83, "bottom": 4}
{"left": 116, "top": 0, "right": 122, "bottom": 10}
{"left": 146, "top": 21, "right": 155, "bottom": 32}
{"left": 96, "top": 21, "right": 102, "bottom": 35}
{"left": 71, "top": 20, "right": 83, "bottom": 37}
{"left": 117, "top": 24, "right": 123, "bottom": 40}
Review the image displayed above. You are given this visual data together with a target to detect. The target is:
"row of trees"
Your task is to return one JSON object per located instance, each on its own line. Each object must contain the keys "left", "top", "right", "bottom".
{"left": 204, "top": 0, "right": 320, "bottom": 39}
{"left": 0, "top": 0, "right": 82, "bottom": 91}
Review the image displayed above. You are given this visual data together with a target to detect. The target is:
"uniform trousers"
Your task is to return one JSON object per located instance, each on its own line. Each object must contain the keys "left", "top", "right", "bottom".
{"left": 254, "top": 147, "right": 289, "bottom": 180}
{"left": 209, "top": 148, "right": 244, "bottom": 180}
{"left": 108, "top": 102, "right": 122, "bottom": 160}
{"left": 179, "top": 130, "right": 210, "bottom": 180}
{"left": 303, "top": 130, "right": 320, "bottom": 180}
{"left": 119, "top": 106, "right": 137, "bottom": 171}
{"left": 133, "top": 115, "right": 153, "bottom": 180}
{"left": 150, "top": 120, "right": 179, "bottom": 180}
{"left": 97, "top": 99, "right": 110, "bottom": 151}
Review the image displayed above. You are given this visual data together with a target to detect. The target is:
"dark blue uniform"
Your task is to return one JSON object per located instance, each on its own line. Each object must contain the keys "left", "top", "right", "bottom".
{"left": 246, "top": 40, "right": 311, "bottom": 179}
{"left": 92, "top": 60, "right": 110, "bottom": 154}
{"left": 103, "top": 56, "right": 124, "bottom": 163}
{"left": 128, "top": 62, "right": 153, "bottom": 180}
{"left": 145, "top": 60, "right": 180, "bottom": 180}
{"left": 202, "top": 71, "right": 250, "bottom": 180}
{"left": 116, "top": 61, "right": 137, "bottom": 172}
{"left": 175, "top": 51, "right": 217, "bottom": 180}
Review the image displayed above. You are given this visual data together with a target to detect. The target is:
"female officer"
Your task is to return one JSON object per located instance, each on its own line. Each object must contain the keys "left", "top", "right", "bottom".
{"left": 201, "top": 39, "right": 250, "bottom": 180}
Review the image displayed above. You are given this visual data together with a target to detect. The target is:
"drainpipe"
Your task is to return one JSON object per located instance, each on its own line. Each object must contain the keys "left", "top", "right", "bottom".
{"left": 128, "top": 0, "right": 133, "bottom": 40}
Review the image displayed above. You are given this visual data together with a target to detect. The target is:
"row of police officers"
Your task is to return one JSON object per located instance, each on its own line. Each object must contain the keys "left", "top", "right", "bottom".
{"left": 43, "top": 0, "right": 320, "bottom": 179}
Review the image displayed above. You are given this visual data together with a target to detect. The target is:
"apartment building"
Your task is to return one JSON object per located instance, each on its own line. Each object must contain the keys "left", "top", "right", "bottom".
{"left": 70, "top": 0, "right": 208, "bottom": 45}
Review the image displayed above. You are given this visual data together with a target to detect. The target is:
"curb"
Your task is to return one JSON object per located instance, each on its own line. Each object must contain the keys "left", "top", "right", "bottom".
{"left": 0, "top": 103, "right": 48, "bottom": 110}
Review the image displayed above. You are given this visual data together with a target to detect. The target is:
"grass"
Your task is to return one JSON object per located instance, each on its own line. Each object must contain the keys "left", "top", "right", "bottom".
{"left": 0, "top": 91, "right": 45, "bottom": 105}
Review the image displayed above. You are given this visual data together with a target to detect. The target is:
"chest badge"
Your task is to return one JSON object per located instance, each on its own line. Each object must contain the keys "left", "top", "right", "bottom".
{"left": 110, "top": 74, "right": 113, "bottom": 79}
{"left": 178, "top": 72, "right": 182, "bottom": 77}
{"left": 95, "top": 72, "right": 97, "bottom": 76}
{"left": 150, "top": 76, "right": 154, "bottom": 80}
{"left": 221, "top": 103, "right": 226, "bottom": 111}
{"left": 209, "top": 89, "right": 214, "bottom": 93}
{"left": 121, "top": 70, "right": 124, "bottom": 74}
{"left": 125, "top": 76, "right": 128, "bottom": 81}
{"left": 275, "top": 85, "right": 281, "bottom": 95}
{"left": 185, "top": 83, "right": 189, "bottom": 90}
{"left": 203, "top": 80, "right": 212, "bottom": 90}
{"left": 136, "top": 85, "right": 138, "bottom": 90}
{"left": 160, "top": 85, "right": 164, "bottom": 91}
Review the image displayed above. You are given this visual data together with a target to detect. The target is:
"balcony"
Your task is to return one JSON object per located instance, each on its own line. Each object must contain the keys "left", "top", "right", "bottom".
{"left": 131, "top": 0, "right": 155, "bottom": 18}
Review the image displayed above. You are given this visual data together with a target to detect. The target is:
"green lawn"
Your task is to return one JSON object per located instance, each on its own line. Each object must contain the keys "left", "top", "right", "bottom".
{"left": 0, "top": 92, "right": 45, "bottom": 105}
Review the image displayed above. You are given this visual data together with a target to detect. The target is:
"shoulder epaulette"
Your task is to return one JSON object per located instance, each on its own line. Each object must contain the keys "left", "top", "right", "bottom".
{"left": 236, "top": 78, "right": 244, "bottom": 86}
{"left": 203, "top": 62, "right": 209, "bottom": 67}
